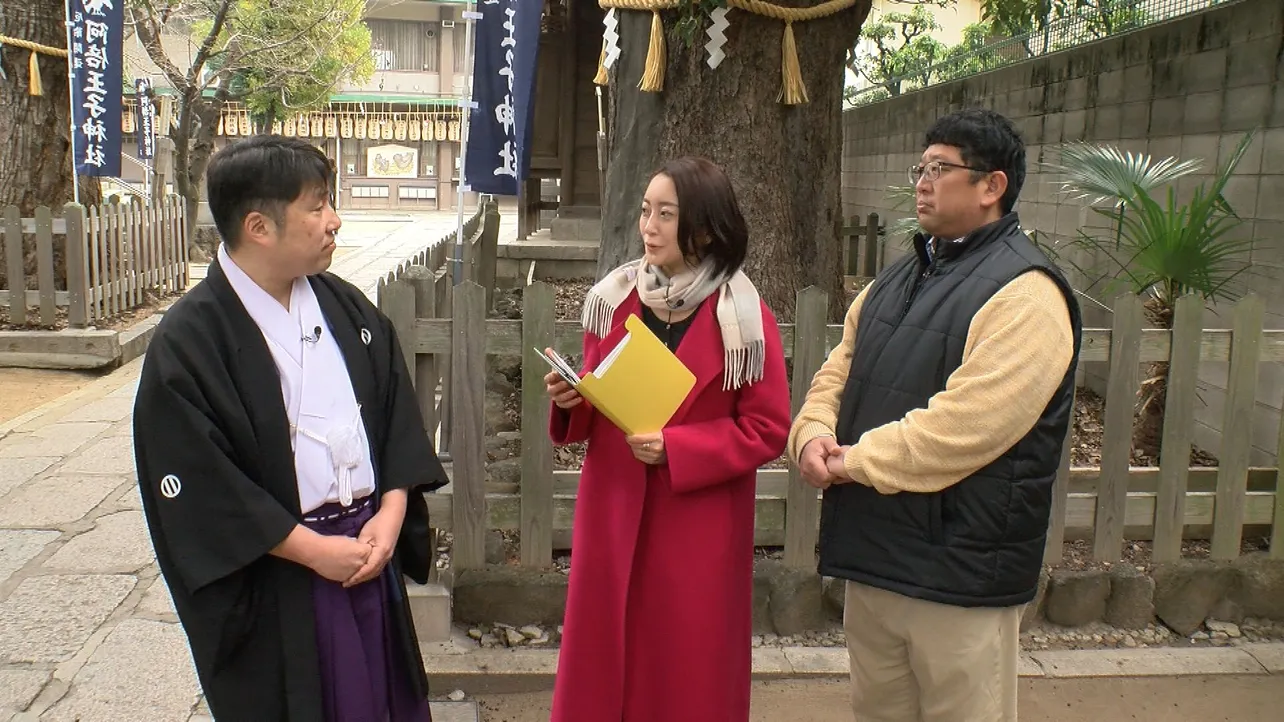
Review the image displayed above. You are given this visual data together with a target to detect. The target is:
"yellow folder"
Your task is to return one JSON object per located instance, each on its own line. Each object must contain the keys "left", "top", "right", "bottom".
{"left": 537, "top": 314, "right": 696, "bottom": 436}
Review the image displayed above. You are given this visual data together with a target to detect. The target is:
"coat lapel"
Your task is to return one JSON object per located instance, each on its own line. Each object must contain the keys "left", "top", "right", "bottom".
{"left": 669, "top": 298, "right": 725, "bottom": 424}
{"left": 205, "top": 259, "right": 303, "bottom": 515}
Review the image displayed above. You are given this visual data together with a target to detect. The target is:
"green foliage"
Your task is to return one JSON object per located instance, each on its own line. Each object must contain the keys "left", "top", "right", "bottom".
{"left": 933, "top": 21, "right": 1002, "bottom": 83}
{"left": 673, "top": 0, "right": 728, "bottom": 49}
{"left": 1045, "top": 131, "right": 1257, "bottom": 312}
{"left": 193, "top": 0, "right": 374, "bottom": 126}
{"left": 851, "top": 4, "right": 950, "bottom": 95}
{"left": 884, "top": 184, "right": 922, "bottom": 246}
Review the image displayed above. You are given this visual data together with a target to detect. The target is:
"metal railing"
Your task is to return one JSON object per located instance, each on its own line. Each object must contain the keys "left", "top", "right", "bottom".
{"left": 847, "top": 0, "right": 1232, "bottom": 106}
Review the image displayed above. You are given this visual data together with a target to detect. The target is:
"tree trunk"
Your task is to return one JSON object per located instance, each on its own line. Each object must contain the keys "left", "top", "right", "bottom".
{"left": 0, "top": 0, "right": 101, "bottom": 291}
{"left": 598, "top": 4, "right": 869, "bottom": 322}
{"left": 1133, "top": 296, "right": 1172, "bottom": 464}
{"left": 173, "top": 90, "right": 227, "bottom": 256}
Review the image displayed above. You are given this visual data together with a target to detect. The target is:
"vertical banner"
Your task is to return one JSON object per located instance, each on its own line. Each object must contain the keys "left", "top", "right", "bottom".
{"left": 463, "top": 0, "right": 542, "bottom": 196}
{"left": 68, "top": 0, "right": 123, "bottom": 176}
{"left": 135, "top": 78, "right": 156, "bottom": 160}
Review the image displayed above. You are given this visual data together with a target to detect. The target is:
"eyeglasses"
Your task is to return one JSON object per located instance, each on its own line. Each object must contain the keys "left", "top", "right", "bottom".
{"left": 909, "top": 160, "right": 989, "bottom": 185}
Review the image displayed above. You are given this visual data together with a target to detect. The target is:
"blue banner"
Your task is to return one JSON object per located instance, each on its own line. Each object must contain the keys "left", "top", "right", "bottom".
{"left": 68, "top": 0, "right": 123, "bottom": 177}
{"left": 463, "top": 0, "right": 542, "bottom": 196}
{"left": 135, "top": 78, "right": 156, "bottom": 161}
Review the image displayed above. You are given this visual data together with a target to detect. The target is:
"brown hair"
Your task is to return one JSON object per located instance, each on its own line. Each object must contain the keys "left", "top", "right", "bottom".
{"left": 654, "top": 156, "right": 749, "bottom": 279}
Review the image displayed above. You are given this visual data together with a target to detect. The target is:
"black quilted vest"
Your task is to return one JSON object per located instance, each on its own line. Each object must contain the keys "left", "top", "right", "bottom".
{"left": 821, "top": 213, "right": 1081, "bottom": 607}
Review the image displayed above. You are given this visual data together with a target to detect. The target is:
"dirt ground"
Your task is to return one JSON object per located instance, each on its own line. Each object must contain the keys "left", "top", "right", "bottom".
{"left": 0, "top": 367, "right": 103, "bottom": 424}
{"left": 474, "top": 676, "right": 1284, "bottom": 722}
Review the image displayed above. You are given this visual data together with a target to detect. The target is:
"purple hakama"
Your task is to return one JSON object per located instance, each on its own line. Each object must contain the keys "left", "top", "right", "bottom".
{"left": 302, "top": 499, "right": 432, "bottom": 722}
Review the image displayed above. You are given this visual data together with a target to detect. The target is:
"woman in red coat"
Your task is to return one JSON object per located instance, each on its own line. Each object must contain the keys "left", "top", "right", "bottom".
{"left": 543, "top": 156, "right": 792, "bottom": 721}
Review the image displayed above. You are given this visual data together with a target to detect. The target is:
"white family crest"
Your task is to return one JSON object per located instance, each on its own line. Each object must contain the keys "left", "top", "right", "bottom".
{"left": 360, "top": 328, "right": 372, "bottom": 346}
{"left": 159, "top": 474, "right": 182, "bottom": 499}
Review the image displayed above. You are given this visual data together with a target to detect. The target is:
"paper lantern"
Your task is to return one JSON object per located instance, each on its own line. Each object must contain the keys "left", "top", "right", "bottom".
{"left": 341, "top": 116, "right": 353, "bottom": 138}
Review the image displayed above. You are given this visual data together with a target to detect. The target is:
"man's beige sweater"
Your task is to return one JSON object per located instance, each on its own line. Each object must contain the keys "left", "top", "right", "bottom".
{"left": 787, "top": 270, "right": 1075, "bottom": 495}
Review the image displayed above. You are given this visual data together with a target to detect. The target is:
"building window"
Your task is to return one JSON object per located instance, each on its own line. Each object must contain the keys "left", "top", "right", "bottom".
{"left": 367, "top": 20, "right": 441, "bottom": 72}
{"left": 353, "top": 185, "right": 391, "bottom": 198}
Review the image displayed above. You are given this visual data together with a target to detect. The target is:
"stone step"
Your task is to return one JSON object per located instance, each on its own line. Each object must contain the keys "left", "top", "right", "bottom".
{"left": 429, "top": 700, "right": 480, "bottom": 722}
{"left": 548, "top": 216, "right": 601, "bottom": 242}
{"left": 409, "top": 581, "right": 453, "bottom": 643}
{"left": 499, "top": 230, "right": 598, "bottom": 261}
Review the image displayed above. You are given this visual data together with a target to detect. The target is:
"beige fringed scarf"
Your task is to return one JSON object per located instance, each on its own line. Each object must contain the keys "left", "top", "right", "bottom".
{"left": 582, "top": 258, "right": 766, "bottom": 390}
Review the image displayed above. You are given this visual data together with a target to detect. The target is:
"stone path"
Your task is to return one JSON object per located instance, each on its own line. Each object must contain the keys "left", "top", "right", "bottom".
{"left": 0, "top": 358, "right": 479, "bottom": 722}
{"left": 0, "top": 205, "right": 491, "bottom": 721}
{"left": 326, "top": 209, "right": 520, "bottom": 302}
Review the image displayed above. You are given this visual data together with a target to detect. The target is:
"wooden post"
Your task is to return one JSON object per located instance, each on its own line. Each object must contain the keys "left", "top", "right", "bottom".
{"left": 784, "top": 286, "right": 829, "bottom": 568}
{"left": 106, "top": 203, "right": 121, "bottom": 317}
{"left": 450, "top": 282, "right": 488, "bottom": 569}
{"left": 863, "top": 213, "right": 880, "bottom": 277}
{"left": 1152, "top": 295, "right": 1203, "bottom": 562}
{"left": 4, "top": 206, "right": 25, "bottom": 326}
{"left": 845, "top": 216, "right": 861, "bottom": 277}
{"left": 1211, "top": 295, "right": 1263, "bottom": 560}
{"left": 123, "top": 201, "right": 138, "bottom": 309}
{"left": 479, "top": 200, "right": 501, "bottom": 312}
{"left": 1272, "top": 368, "right": 1284, "bottom": 559}
{"left": 1043, "top": 385, "right": 1075, "bottom": 565}
{"left": 87, "top": 205, "right": 102, "bottom": 321}
{"left": 521, "top": 282, "right": 555, "bottom": 567}
{"left": 378, "top": 275, "right": 417, "bottom": 392}
{"left": 1093, "top": 293, "right": 1143, "bottom": 561}
{"left": 437, "top": 264, "right": 455, "bottom": 456}
{"left": 35, "top": 206, "right": 56, "bottom": 326}
{"left": 64, "top": 204, "right": 88, "bottom": 329}
{"left": 404, "top": 265, "right": 440, "bottom": 442}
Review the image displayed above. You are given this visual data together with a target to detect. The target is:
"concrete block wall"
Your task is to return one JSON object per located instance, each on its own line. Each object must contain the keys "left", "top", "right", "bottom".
{"left": 841, "top": 0, "right": 1284, "bottom": 464}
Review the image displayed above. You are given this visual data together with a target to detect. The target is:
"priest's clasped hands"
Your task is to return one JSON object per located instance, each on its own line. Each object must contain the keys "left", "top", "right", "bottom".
{"left": 307, "top": 500, "right": 405, "bottom": 588}
{"left": 798, "top": 436, "right": 856, "bottom": 490}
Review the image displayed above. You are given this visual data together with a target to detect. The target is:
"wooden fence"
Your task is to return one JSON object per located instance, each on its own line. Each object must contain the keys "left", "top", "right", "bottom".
{"left": 375, "top": 199, "right": 501, "bottom": 458}
{"left": 0, "top": 198, "right": 188, "bottom": 327}
{"left": 380, "top": 277, "right": 1283, "bottom": 572}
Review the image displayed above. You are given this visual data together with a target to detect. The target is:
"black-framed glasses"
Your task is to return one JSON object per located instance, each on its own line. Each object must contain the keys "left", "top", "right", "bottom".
{"left": 909, "top": 160, "right": 989, "bottom": 185}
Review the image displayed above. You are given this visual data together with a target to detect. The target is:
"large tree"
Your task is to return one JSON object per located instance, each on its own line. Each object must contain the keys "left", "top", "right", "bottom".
{"left": 597, "top": 1, "right": 870, "bottom": 321}
{"left": 0, "top": 0, "right": 102, "bottom": 290}
{"left": 128, "top": 0, "right": 372, "bottom": 241}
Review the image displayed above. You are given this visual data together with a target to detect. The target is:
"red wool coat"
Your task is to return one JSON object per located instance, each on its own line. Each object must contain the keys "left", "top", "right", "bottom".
{"left": 548, "top": 290, "right": 792, "bottom": 722}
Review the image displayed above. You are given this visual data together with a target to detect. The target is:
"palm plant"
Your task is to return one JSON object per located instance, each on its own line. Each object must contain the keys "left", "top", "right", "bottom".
{"left": 1045, "top": 130, "right": 1258, "bottom": 463}
{"left": 884, "top": 184, "right": 921, "bottom": 245}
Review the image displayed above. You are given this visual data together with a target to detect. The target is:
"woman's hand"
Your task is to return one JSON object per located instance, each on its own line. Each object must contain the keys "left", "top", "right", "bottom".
{"left": 626, "top": 432, "right": 666, "bottom": 465}
{"left": 544, "top": 351, "right": 582, "bottom": 410}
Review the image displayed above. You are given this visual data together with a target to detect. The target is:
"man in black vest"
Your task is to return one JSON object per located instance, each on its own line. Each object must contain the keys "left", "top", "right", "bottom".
{"left": 788, "top": 108, "right": 1081, "bottom": 721}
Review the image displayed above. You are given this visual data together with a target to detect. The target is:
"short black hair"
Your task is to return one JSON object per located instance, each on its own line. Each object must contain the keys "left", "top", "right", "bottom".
{"left": 925, "top": 109, "right": 1026, "bottom": 214}
{"left": 206, "top": 135, "right": 334, "bottom": 248}
{"left": 654, "top": 156, "right": 748, "bottom": 279}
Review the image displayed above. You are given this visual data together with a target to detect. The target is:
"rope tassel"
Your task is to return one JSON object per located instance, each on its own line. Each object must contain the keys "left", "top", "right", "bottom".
{"left": 594, "top": 39, "right": 609, "bottom": 86}
{"left": 0, "top": 34, "right": 69, "bottom": 97}
{"left": 638, "top": 10, "right": 666, "bottom": 92}
{"left": 28, "top": 50, "right": 42, "bottom": 96}
{"left": 778, "top": 21, "right": 808, "bottom": 105}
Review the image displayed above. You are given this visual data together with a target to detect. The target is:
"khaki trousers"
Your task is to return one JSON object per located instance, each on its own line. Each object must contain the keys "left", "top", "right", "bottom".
{"left": 843, "top": 581, "right": 1023, "bottom": 722}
